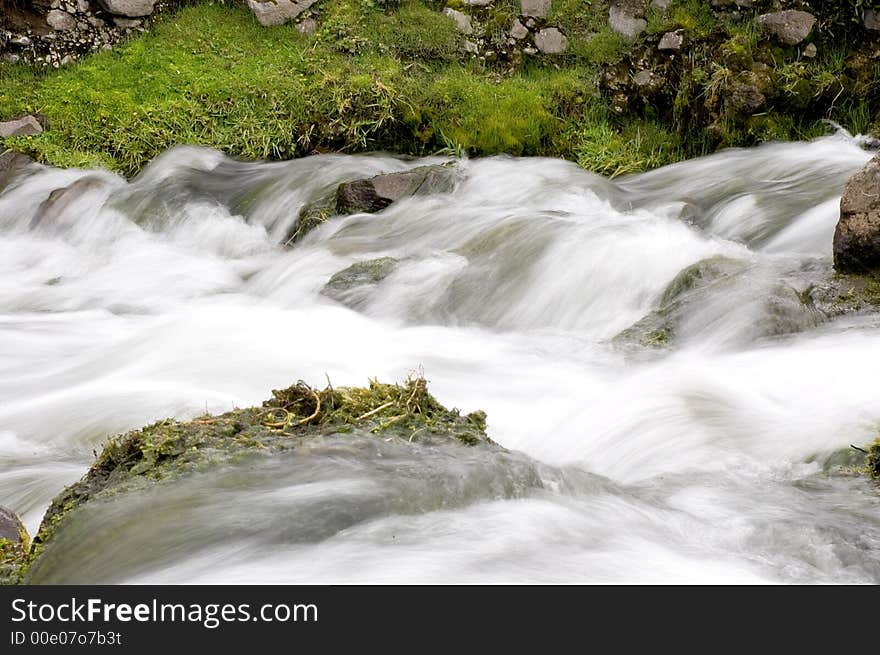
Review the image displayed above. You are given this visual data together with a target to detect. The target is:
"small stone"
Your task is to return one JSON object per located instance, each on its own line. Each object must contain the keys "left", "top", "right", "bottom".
{"left": 96, "top": 0, "right": 158, "bottom": 17}
{"left": 246, "top": 0, "right": 319, "bottom": 26}
{"left": 634, "top": 70, "right": 654, "bottom": 86}
{"left": 523, "top": 46, "right": 538, "bottom": 56}
{"left": 296, "top": 17, "right": 317, "bottom": 35}
{"left": 865, "top": 10, "right": 880, "bottom": 31}
{"left": 758, "top": 10, "right": 816, "bottom": 46}
{"left": 510, "top": 18, "right": 529, "bottom": 40}
{"left": 0, "top": 115, "right": 44, "bottom": 138}
{"left": 520, "top": 0, "right": 550, "bottom": 18}
{"left": 113, "top": 17, "right": 142, "bottom": 28}
{"left": 9, "top": 36, "right": 32, "bottom": 47}
{"left": 651, "top": 0, "right": 671, "bottom": 9}
{"left": 463, "top": 0, "right": 492, "bottom": 5}
{"left": 658, "top": 30, "right": 683, "bottom": 51}
{"left": 88, "top": 16, "right": 105, "bottom": 27}
{"left": 803, "top": 43, "right": 817, "bottom": 58}
{"left": 47, "top": 9, "right": 77, "bottom": 31}
{"left": 525, "top": 18, "right": 536, "bottom": 29}
{"left": 464, "top": 40, "right": 478, "bottom": 54}
{"left": 609, "top": 1, "right": 647, "bottom": 39}
{"left": 442, "top": 8, "right": 473, "bottom": 35}
{"left": 534, "top": 27, "right": 568, "bottom": 54}
{"left": 77, "top": 0, "right": 90, "bottom": 11}
{"left": 60, "top": 55, "right": 74, "bottom": 66}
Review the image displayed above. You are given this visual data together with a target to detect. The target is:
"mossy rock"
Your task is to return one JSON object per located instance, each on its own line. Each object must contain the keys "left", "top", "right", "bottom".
{"left": 321, "top": 256, "right": 399, "bottom": 307}
{"left": 0, "top": 507, "right": 30, "bottom": 586}
{"left": 20, "top": 376, "right": 496, "bottom": 582}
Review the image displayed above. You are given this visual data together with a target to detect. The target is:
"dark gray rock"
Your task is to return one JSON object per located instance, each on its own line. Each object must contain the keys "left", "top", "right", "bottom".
{"left": 31, "top": 177, "right": 109, "bottom": 229}
{"left": 726, "top": 82, "right": 765, "bottom": 114}
{"left": 335, "top": 165, "right": 457, "bottom": 215}
{"left": 833, "top": 154, "right": 880, "bottom": 273}
{"left": 758, "top": 10, "right": 816, "bottom": 46}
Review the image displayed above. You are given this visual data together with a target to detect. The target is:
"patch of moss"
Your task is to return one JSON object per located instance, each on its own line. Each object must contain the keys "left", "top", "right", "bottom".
{"left": 867, "top": 439, "right": 880, "bottom": 480}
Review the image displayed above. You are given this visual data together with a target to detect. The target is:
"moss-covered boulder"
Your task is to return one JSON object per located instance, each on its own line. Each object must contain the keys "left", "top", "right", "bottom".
{"left": 18, "top": 376, "right": 520, "bottom": 583}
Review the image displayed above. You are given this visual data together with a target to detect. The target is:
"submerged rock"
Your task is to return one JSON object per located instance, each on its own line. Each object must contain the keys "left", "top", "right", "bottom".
{"left": 834, "top": 154, "right": 880, "bottom": 274}
{"left": 322, "top": 257, "right": 399, "bottom": 306}
{"left": 19, "top": 376, "right": 521, "bottom": 583}
{"left": 0, "top": 150, "right": 34, "bottom": 193}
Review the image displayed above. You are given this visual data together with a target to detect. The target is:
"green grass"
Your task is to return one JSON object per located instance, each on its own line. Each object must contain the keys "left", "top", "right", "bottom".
{"left": 0, "top": 2, "right": 594, "bottom": 174}
{"left": 0, "top": 0, "right": 873, "bottom": 177}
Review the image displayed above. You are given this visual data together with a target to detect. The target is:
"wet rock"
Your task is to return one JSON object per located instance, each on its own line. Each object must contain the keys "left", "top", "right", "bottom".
{"left": 22, "top": 376, "right": 509, "bottom": 583}
{"left": 758, "top": 10, "right": 816, "bottom": 46}
{"left": 866, "top": 10, "right": 880, "bottom": 32}
{"left": 534, "top": 27, "right": 568, "bottom": 54}
{"left": 31, "top": 177, "right": 109, "bottom": 229}
{"left": 510, "top": 19, "right": 529, "bottom": 40}
{"left": 46, "top": 10, "right": 77, "bottom": 32}
{"left": 443, "top": 8, "right": 473, "bottom": 35}
{"left": 322, "top": 257, "right": 399, "bottom": 305}
{"left": 335, "top": 165, "right": 457, "bottom": 215}
{"left": 833, "top": 154, "right": 880, "bottom": 274}
{"left": 520, "top": 0, "right": 550, "bottom": 18}
{"left": 0, "top": 115, "right": 44, "bottom": 138}
{"left": 246, "top": 0, "right": 320, "bottom": 27}
{"left": 609, "top": 0, "right": 647, "bottom": 39}
{"left": 0, "top": 150, "right": 34, "bottom": 173}
{"left": 96, "top": 0, "right": 158, "bottom": 17}
{"left": 658, "top": 30, "right": 683, "bottom": 52}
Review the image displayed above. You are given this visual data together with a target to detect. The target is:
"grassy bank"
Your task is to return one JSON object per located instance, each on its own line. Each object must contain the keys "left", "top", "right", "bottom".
{"left": 0, "top": 0, "right": 876, "bottom": 176}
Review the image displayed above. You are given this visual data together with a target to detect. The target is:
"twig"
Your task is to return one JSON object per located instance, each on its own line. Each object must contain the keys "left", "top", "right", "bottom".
{"left": 850, "top": 444, "right": 869, "bottom": 454}
{"left": 356, "top": 400, "right": 396, "bottom": 421}
{"left": 296, "top": 386, "right": 322, "bottom": 425}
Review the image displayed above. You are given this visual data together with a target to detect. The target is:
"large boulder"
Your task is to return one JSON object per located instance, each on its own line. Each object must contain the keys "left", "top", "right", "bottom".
{"left": 758, "top": 10, "right": 816, "bottom": 46}
{"left": 18, "top": 377, "right": 536, "bottom": 583}
{"left": 833, "top": 155, "right": 880, "bottom": 274}
{"left": 246, "top": 0, "right": 320, "bottom": 26}
{"left": 335, "top": 165, "right": 457, "bottom": 215}
{"left": 96, "top": 0, "right": 158, "bottom": 18}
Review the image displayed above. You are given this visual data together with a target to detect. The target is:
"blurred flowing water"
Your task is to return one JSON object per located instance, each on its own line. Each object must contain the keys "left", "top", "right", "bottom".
{"left": 2, "top": 131, "right": 880, "bottom": 583}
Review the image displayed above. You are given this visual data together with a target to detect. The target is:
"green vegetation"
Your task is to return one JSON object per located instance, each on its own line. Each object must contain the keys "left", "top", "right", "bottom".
{"left": 0, "top": 0, "right": 878, "bottom": 177}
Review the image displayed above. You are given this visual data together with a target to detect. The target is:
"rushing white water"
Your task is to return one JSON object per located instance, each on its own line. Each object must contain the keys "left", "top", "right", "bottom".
{"left": 2, "top": 130, "right": 880, "bottom": 583}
